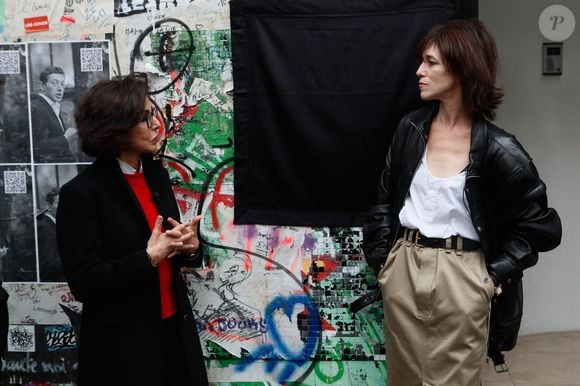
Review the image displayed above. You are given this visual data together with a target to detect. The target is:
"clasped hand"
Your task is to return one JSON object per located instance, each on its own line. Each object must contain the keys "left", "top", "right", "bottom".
{"left": 146, "top": 215, "right": 202, "bottom": 266}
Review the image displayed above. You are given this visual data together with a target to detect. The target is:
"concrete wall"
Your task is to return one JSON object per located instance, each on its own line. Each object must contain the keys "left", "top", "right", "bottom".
{"left": 480, "top": 1, "right": 580, "bottom": 334}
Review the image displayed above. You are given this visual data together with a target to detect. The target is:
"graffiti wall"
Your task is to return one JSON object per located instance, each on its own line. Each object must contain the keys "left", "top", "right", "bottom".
{"left": 0, "top": 0, "right": 385, "bottom": 384}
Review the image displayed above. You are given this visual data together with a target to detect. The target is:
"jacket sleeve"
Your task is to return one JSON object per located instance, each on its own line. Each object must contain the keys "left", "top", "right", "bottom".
{"left": 56, "top": 182, "right": 155, "bottom": 303}
{"left": 363, "top": 120, "right": 404, "bottom": 276}
{"left": 487, "top": 143, "right": 562, "bottom": 282}
{"left": 176, "top": 247, "right": 206, "bottom": 268}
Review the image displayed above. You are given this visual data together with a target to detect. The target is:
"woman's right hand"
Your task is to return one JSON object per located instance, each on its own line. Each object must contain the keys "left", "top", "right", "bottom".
{"left": 145, "top": 215, "right": 187, "bottom": 266}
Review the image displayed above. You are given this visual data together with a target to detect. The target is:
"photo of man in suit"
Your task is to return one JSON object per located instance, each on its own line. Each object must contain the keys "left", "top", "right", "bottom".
{"left": 31, "top": 66, "right": 77, "bottom": 163}
{"left": 37, "top": 187, "right": 65, "bottom": 282}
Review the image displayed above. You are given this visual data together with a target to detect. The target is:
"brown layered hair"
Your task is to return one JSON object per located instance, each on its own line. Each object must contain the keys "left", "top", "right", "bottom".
{"left": 418, "top": 19, "right": 504, "bottom": 119}
{"left": 75, "top": 73, "right": 149, "bottom": 157}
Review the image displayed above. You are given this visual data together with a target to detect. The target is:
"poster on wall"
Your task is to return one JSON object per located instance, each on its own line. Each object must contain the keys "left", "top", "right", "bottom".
{"left": 0, "top": 165, "right": 35, "bottom": 282}
{"left": 27, "top": 41, "right": 111, "bottom": 163}
{"left": 35, "top": 164, "right": 88, "bottom": 282}
{"left": 0, "top": 44, "right": 29, "bottom": 163}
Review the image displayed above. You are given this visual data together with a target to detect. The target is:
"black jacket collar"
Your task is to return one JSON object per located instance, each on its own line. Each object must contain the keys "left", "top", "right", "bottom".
{"left": 94, "top": 154, "right": 168, "bottom": 234}
{"left": 408, "top": 102, "right": 488, "bottom": 173}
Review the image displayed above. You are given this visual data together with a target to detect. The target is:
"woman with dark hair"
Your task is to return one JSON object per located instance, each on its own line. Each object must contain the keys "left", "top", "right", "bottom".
{"left": 363, "top": 19, "right": 561, "bottom": 385}
{"left": 56, "top": 73, "right": 209, "bottom": 386}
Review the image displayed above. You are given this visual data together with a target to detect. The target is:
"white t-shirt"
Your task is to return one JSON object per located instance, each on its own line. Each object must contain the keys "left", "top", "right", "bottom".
{"left": 398, "top": 150, "right": 479, "bottom": 241}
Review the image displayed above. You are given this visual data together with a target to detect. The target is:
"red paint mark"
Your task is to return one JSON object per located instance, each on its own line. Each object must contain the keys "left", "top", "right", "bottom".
{"left": 201, "top": 315, "right": 265, "bottom": 342}
{"left": 60, "top": 15, "right": 75, "bottom": 24}
{"left": 24, "top": 16, "right": 49, "bottom": 33}
{"left": 320, "top": 318, "right": 336, "bottom": 331}
{"left": 167, "top": 161, "right": 191, "bottom": 183}
{"left": 265, "top": 229, "right": 282, "bottom": 271}
{"left": 170, "top": 69, "right": 180, "bottom": 87}
{"left": 302, "top": 254, "right": 338, "bottom": 284}
{"left": 243, "top": 227, "right": 254, "bottom": 271}
{"left": 281, "top": 236, "right": 294, "bottom": 246}
{"left": 243, "top": 250, "right": 252, "bottom": 273}
{"left": 288, "top": 251, "right": 301, "bottom": 275}
{"left": 203, "top": 318, "right": 245, "bottom": 341}
{"left": 175, "top": 198, "right": 191, "bottom": 214}
{"left": 172, "top": 186, "right": 200, "bottom": 199}
{"left": 210, "top": 166, "right": 234, "bottom": 229}
{"left": 266, "top": 249, "right": 277, "bottom": 271}
{"left": 181, "top": 104, "right": 199, "bottom": 119}
{"left": 167, "top": 98, "right": 181, "bottom": 107}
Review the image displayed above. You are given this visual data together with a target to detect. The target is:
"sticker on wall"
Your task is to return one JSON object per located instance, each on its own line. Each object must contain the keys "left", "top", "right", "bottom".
{"left": 0, "top": 166, "right": 36, "bottom": 282}
{"left": 0, "top": 44, "right": 30, "bottom": 164}
{"left": 8, "top": 325, "right": 36, "bottom": 352}
{"left": 539, "top": 5, "right": 576, "bottom": 42}
{"left": 23, "top": 16, "right": 50, "bottom": 33}
{"left": 3, "top": 171, "right": 27, "bottom": 194}
{"left": 44, "top": 325, "right": 77, "bottom": 351}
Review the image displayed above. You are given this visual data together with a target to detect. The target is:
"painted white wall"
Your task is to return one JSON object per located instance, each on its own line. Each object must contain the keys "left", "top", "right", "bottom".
{"left": 480, "top": 1, "right": 580, "bottom": 334}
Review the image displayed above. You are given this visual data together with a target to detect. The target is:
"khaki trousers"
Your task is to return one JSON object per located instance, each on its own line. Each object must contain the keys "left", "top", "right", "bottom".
{"left": 379, "top": 238, "right": 494, "bottom": 386}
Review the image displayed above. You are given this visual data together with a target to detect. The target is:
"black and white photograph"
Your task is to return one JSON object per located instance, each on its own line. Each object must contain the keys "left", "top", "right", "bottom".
{"left": 34, "top": 164, "right": 88, "bottom": 282}
{"left": 0, "top": 165, "right": 35, "bottom": 282}
{"left": 0, "top": 44, "right": 30, "bottom": 163}
{"left": 28, "top": 41, "right": 111, "bottom": 163}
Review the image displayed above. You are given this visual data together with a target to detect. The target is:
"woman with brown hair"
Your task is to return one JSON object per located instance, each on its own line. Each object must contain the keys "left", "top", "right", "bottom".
{"left": 363, "top": 19, "right": 561, "bottom": 385}
{"left": 56, "top": 73, "right": 208, "bottom": 386}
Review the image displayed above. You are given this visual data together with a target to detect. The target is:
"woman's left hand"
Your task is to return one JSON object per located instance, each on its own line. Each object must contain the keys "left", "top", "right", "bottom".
{"left": 167, "top": 216, "right": 202, "bottom": 255}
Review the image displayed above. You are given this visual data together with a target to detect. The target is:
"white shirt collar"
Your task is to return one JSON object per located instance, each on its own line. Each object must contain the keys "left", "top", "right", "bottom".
{"left": 44, "top": 213, "right": 56, "bottom": 223}
{"left": 39, "top": 93, "right": 61, "bottom": 115}
{"left": 117, "top": 158, "right": 142, "bottom": 174}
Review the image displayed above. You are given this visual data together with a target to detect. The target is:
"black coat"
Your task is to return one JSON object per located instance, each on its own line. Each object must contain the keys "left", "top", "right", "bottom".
{"left": 56, "top": 154, "right": 208, "bottom": 386}
{"left": 363, "top": 104, "right": 561, "bottom": 277}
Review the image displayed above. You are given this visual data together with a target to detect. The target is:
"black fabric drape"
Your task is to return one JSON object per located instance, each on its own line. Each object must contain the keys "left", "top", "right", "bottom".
{"left": 232, "top": 0, "right": 459, "bottom": 226}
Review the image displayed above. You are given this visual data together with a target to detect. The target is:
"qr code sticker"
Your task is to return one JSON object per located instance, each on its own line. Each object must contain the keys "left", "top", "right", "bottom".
{"left": 4, "top": 170, "right": 27, "bottom": 194}
{"left": 80, "top": 47, "right": 103, "bottom": 72}
{"left": 0, "top": 50, "right": 20, "bottom": 74}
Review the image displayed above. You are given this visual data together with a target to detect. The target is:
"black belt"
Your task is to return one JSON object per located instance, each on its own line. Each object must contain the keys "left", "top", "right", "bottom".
{"left": 401, "top": 228, "right": 481, "bottom": 251}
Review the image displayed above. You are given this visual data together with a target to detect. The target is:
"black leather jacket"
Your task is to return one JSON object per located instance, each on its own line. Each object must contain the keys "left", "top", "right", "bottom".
{"left": 362, "top": 104, "right": 562, "bottom": 360}
{"left": 363, "top": 104, "right": 561, "bottom": 280}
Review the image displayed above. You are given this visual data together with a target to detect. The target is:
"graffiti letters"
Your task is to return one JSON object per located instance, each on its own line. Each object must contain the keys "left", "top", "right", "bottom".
{"left": 1, "top": 357, "right": 38, "bottom": 374}
{"left": 197, "top": 316, "right": 267, "bottom": 338}
{"left": 45, "top": 325, "right": 77, "bottom": 351}
{"left": 235, "top": 294, "right": 320, "bottom": 383}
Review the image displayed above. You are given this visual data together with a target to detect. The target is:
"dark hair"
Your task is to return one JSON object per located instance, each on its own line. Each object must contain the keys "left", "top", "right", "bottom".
{"left": 75, "top": 73, "right": 149, "bottom": 158}
{"left": 418, "top": 19, "right": 504, "bottom": 119}
{"left": 39, "top": 66, "right": 65, "bottom": 83}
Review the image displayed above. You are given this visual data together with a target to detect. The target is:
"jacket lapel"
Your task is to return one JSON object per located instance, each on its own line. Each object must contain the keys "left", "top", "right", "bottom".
{"left": 468, "top": 116, "right": 488, "bottom": 174}
{"left": 142, "top": 154, "right": 175, "bottom": 228}
{"left": 97, "top": 157, "right": 152, "bottom": 237}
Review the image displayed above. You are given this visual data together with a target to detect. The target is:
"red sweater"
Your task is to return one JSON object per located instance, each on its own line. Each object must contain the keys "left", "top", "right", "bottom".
{"left": 124, "top": 172, "right": 177, "bottom": 319}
